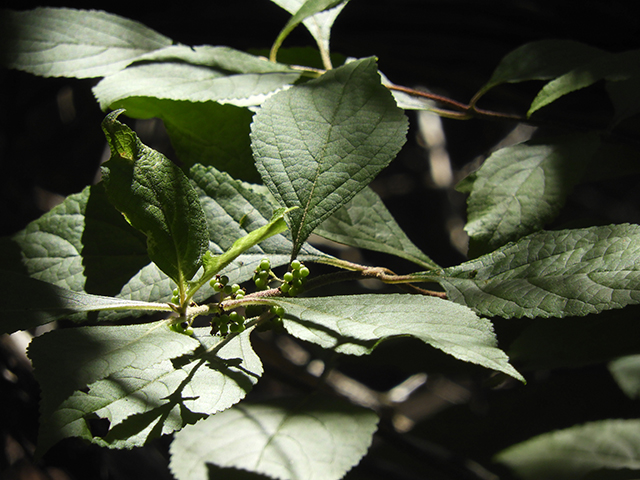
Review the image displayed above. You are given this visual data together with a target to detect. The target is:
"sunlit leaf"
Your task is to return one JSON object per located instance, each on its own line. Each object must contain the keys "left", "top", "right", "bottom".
{"left": 170, "top": 394, "right": 378, "bottom": 480}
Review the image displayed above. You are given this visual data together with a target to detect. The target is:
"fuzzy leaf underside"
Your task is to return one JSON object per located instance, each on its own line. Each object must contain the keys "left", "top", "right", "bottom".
{"left": 251, "top": 57, "right": 408, "bottom": 257}
{"left": 274, "top": 294, "right": 523, "bottom": 381}
{"left": 495, "top": 419, "right": 640, "bottom": 480}
{"left": 0, "top": 7, "right": 172, "bottom": 78}
{"left": 101, "top": 110, "right": 209, "bottom": 286}
{"left": 460, "top": 134, "right": 600, "bottom": 256}
{"left": 170, "top": 394, "right": 378, "bottom": 480}
{"left": 316, "top": 186, "right": 439, "bottom": 269}
{"left": 434, "top": 224, "right": 640, "bottom": 319}
{"left": 609, "top": 354, "right": 640, "bottom": 400}
{"left": 30, "top": 325, "right": 262, "bottom": 453}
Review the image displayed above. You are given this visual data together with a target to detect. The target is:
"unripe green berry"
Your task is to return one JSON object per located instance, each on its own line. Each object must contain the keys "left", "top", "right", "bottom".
{"left": 254, "top": 277, "right": 267, "bottom": 290}
{"left": 283, "top": 272, "right": 294, "bottom": 282}
{"left": 219, "top": 275, "right": 230, "bottom": 286}
{"left": 280, "top": 282, "right": 290, "bottom": 293}
{"left": 223, "top": 284, "right": 233, "bottom": 295}
{"left": 271, "top": 305, "right": 285, "bottom": 318}
{"left": 291, "top": 260, "right": 301, "bottom": 270}
{"left": 212, "top": 281, "right": 224, "bottom": 292}
{"left": 299, "top": 266, "right": 310, "bottom": 278}
{"left": 259, "top": 258, "right": 271, "bottom": 271}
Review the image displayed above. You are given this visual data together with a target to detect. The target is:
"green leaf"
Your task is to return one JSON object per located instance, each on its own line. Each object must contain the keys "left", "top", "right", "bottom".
{"left": 0, "top": 7, "right": 172, "bottom": 78}
{"left": 473, "top": 40, "right": 606, "bottom": 103}
{"left": 93, "top": 60, "right": 300, "bottom": 110}
{"left": 432, "top": 224, "right": 640, "bottom": 319}
{"left": 460, "top": 134, "right": 600, "bottom": 256}
{"left": 109, "top": 97, "right": 260, "bottom": 182}
{"left": 31, "top": 325, "right": 262, "bottom": 453}
{"left": 529, "top": 50, "right": 640, "bottom": 117}
{"left": 495, "top": 419, "right": 640, "bottom": 480}
{"left": 270, "top": 0, "right": 347, "bottom": 64}
{"left": 101, "top": 110, "right": 209, "bottom": 287}
{"left": 170, "top": 394, "right": 378, "bottom": 480}
{"left": 609, "top": 355, "right": 640, "bottom": 400}
{"left": 273, "top": 294, "right": 523, "bottom": 381}
{"left": 251, "top": 57, "right": 408, "bottom": 257}
{"left": 315, "top": 186, "right": 439, "bottom": 269}
{"left": 0, "top": 271, "right": 170, "bottom": 334}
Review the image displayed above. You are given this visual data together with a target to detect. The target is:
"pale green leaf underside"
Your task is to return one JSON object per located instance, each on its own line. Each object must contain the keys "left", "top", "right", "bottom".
{"left": 495, "top": 419, "right": 640, "bottom": 480}
{"left": 251, "top": 57, "right": 408, "bottom": 257}
{"left": 32, "top": 326, "right": 262, "bottom": 453}
{"left": 609, "top": 355, "right": 640, "bottom": 400}
{"left": 170, "top": 395, "right": 378, "bottom": 480}
{"left": 316, "top": 186, "right": 439, "bottom": 269}
{"left": 101, "top": 110, "right": 209, "bottom": 286}
{"left": 94, "top": 62, "right": 300, "bottom": 109}
{"left": 0, "top": 7, "right": 172, "bottom": 78}
{"left": 275, "top": 294, "right": 523, "bottom": 381}
{"left": 270, "top": 0, "right": 348, "bottom": 54}
{"left": 434, "top": 224, "right": 640, "bottom": 319}
{"left": 461, "top": 134, "right": 599, "bottom": 256}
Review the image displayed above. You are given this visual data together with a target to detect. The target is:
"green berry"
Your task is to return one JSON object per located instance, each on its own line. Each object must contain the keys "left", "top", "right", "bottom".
{"left": 280, "top": 282, "right": 290, "bottom": 293}
{"left": 231, "top": 284, "right": 241, "bottom": 293}
{"left": 219, "top": 275, "right": 230, "bottom": 286}
{"left": 259, "top": 258, "right": 271, "bottom": 271}
{"left": 212, "top": 282, "right": 224, "bottom": 292}
{"left": 271, "top": 305, "right": 285, "bottom": 318}
{"left": 299, "top": 266, "right": 310, "bottom": 278}
{"left": 283, "top": 272, "right": 294, "bottom": 282}
{"left": 223, "top": 284, "right": 233, "bottom": 295}
{"left": 288, "top": 286, "right": 301, "bottom": 297}
{"left": 291, "top": 260, "right": 301, "bottom": 270}
{"left": 254, "top": 277, "right": 267, "bottom": 290}
{"left": 235, "top": 292, "right": 245, "bottom": 300}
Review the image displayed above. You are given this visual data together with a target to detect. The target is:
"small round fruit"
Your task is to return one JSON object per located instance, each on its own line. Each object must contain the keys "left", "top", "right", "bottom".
{"left": 291, "top": 260, "right": 301, "bottom": 270}
{"left": 259, "top": 258, "right": 271, "bottom": 271}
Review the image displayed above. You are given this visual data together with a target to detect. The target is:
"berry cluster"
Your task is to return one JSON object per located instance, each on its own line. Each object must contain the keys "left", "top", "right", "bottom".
{"left": 210, "top": 274, "right": 245, "bottom": 300}
{"left": 253, "top": 258, "right": 272, "bottom": 290}
{"left": 212, "top": 310, "right": 246, "bottom": 336}
{"left": 169, "top": 320, "right": 194, "bottom": 336}
{"left": 280, "top": 259, "right": 309, "bottom": 297}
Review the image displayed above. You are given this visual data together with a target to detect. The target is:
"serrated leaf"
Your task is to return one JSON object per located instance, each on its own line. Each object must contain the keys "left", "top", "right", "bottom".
{"left": 33, "top": 326, "right": 261, "bottom": 452}
{"left": 251, "top": 57, "right": 408, "bottom": 257}
{"left": 461, "top": 134, "right": 600, "bottom": 256}
{"left": 495, "top": 419, "right": 640, "bottom": 480}
{"left": 0, "top": 7, "right": 172, "bottom": 78}
{"left": 609, "top": 355, "right": 640, "bottom": 400}
{"left": 93, "top": 62, "right": 300, "bottom": 110}
{"left": 273, "top": 294, "right": 523, "bottom": 381}
{"left": 101, "top": 110, "right": 209, "bottom": 286}
{"left": 529, "top": 50, "right": 640, "bottom": 117}
{"left": 109, "top": 97, "right": 259, "bottom": 182}
{"left": 473, "top": 40, "right": 606, "bottom": 102}
{"left": 315, "top": 186, "right": 439, "bottom": 269}
{"left": 270, "top": 0, "right": 347, "bottom": 63}
{"left": 170, "top": 394, "right": 378, "bottom": 480}
{"left": 0, "top": 271, "right": 170, "bottom": 334}
{"left": 433, "top": 224, "right": 640, "bottom": 319}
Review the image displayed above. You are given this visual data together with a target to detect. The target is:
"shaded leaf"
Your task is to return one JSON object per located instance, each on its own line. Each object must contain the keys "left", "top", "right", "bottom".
{"left": 32, "top": 326, "right": 262, "bottom": 453}
{"left": 432, "top": 224, "right": 640, "bottom": 319}
{"left": 110, "top": 98, "right": 259, "bottom": 182}
{"left": 460, "top": 134, "right": 600, "bottom": 256}
{"left": 170, "top": 394, "right": 378, "bottom": 480}
{"left": 529, "top": 50, "right": 640, "bottom": 117}
{"left": 473, "top": 40, "right": 606, "bottom": 102}
{"left": 495, "top": 419, "right": 640, "bottom": 480}
{"left": 251, "top": 57, "right": 408, "bottom": 257}
{"left": 274, "top": 294, "right": 523, "bottom": 381}
{"left": 315, "top": 186, "right": 439, "bottom": 269}
{"left": 0, "top": 7, "right": 171, "bottom": 78}
{"left": 0, "top": 271, "right": 170, "bottom": 334}
{"left": 101, "top": 110, "right": 209, "bottom": 286}
{"left": 609, "top": 355, "right": 640, "bottom": 400}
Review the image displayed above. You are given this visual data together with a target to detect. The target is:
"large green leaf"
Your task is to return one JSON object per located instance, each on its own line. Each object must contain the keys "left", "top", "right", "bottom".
{"left": 101, "top": 110, "right": 209, "bottom": 287}
{"left": 251, "top": 57, "right": 408, "bottom": 257}
{"left": 273, "top": 294, "right": 523, "bottom": 381}
{"left": 473, "top": 40, "right": 606, "bottom": 103}
{"left": 109, "top": 98, "right": 259, "bottom": 182}
{"left": 0, "top": 7, "right": 171, "bottom": 78}
{"left": 93, "top": 61, "right": 300, "bottom": 110}
{"left": 30, "top": 325, "right": 262, "bottom": 453}
{"left": 0, "top": 271, "right": 170, "bottom": 334}
{"left": 170, "top": 394, "right": 378, "bottom": 480}
{"left": 458, "top": 134, "right": 600, "bottom": 256}
{"left": 315, "top": 186, "right": 439, "bottom": 269}
{"left": 529, "top": 50, "right": 640, "bottom": 117}
{"left": 269, "top": 0, "right": 348, "bottom": 64}
{"left": 430, "top": 224, "right": 640, "bottom": 319}
{"left": 495, "top": 419, "right": 640, "bottom": 480}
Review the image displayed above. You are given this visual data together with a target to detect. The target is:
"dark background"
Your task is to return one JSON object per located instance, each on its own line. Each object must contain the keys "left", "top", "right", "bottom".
{"left": 2, "top": 1, "right": 640, "bottom": 479}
